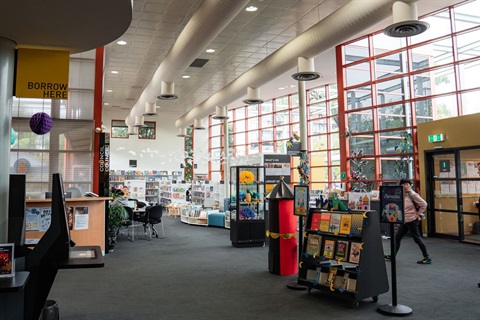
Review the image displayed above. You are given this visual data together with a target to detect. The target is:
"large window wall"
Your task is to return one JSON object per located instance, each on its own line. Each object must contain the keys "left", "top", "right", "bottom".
{"left": 10, "top": 50, "right": 96, "bottom": 196}
{"left": 209, "top": 0, "right": 479, "bottom": 192}
{"left": 209, "top": 84, "right": 340, "bottom": 191}
{"left": 340, "top": 0, "right": 480, "bottom": 191}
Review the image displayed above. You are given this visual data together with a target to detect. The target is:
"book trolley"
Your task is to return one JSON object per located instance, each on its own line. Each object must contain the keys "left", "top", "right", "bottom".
{"left": 297, "top": 208, "right": 389, "bottom": 308}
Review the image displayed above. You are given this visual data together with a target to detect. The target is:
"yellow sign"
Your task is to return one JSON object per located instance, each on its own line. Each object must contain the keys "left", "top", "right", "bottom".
{"left": 15, "top": 48, "right": 69, "bottom": 99}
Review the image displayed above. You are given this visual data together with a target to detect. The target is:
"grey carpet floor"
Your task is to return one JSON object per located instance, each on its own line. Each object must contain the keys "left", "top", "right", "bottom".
{"left": 49, "top": 217, "right": 480, "bottom": 320}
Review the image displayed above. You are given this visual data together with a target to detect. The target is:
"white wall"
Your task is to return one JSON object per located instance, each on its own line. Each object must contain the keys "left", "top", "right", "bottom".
{"left": 103, "top": 108, "right": 187, "bottom": 173}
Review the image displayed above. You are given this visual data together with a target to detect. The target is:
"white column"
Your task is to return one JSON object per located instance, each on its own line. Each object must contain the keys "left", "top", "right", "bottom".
{"left": 0, "top": 37, "right": 16, "bottom": 242}
{"left": 223, "top": 119, "right": 229, "bottom": 199}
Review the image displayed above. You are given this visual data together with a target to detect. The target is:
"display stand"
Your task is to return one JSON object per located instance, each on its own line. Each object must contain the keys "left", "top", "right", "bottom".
{"left": 229, "top": 166, "right": 265, "bottom": 247}
{"left": 377, "top": 185, "right": 412, "bottom": 316}
{"left": 286, "top": 214, "right": 307, "bottom": 290}
{"left": 298, "top": 208, "right": 389, "bottom": 308}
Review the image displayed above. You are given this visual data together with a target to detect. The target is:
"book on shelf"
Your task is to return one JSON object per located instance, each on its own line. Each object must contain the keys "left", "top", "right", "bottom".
{"left": 313, "top": 266, "right": 322, "bottom": 284}
{"left": 310, "top": 212, "right": 322, "bottom": 230}
{"left": 326, "top": 266, "right": 338, "bottom": 285}
{"left": 349, "top": 242, "right": 362, "bottom": 264}
{"left": 340, "top": 273, "right": 350, "bottom": 290}
{"left": 323, "top": 239, "right": 335, "bottom": 259}
{"left": 0, "top": 243, "right": 15, "bottom": 278}
{"left": 306, "top": 269, "right": 317, "bottom": 282}
{"left": 305, "top": 234, "right": 322, "bottom": 256}
{"left": 335, "top": 240, "right": 349, "bottom": 260}
{"left": 319, "top": 212, "right": 331, "bottom": 232}
{"left": 329, "top": 213, "right": 342, "bottom": 233}
{"left": 350, "top": 213, "right": 364, "bottom": 237}
{"left": 346, "top": 278, "right": 357, "bottom": 292}
{"left": 319, "top": 271, "right": 329, "bottom": 284}
{"left": 339, "top": 214, "right": 352, "bottom": 235}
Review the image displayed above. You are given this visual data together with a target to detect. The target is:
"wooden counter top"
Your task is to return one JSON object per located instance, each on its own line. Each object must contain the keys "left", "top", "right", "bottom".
{"left": 26, "top": 197, "right": 111, "bottom": 204}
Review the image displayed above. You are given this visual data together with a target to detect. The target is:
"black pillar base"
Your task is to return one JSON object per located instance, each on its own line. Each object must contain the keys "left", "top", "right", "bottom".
{"left": 377, "top": 303, "right": 413, "bottom": 316}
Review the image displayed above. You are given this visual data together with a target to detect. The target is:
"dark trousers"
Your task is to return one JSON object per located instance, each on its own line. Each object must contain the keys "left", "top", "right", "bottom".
{"left": 395, "top": 219, "right": 429, "bottom": 258}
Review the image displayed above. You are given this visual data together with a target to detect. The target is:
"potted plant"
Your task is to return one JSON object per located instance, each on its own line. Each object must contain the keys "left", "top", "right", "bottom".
{"left": 108, "top": 192, "right": 129, "bottom": 250}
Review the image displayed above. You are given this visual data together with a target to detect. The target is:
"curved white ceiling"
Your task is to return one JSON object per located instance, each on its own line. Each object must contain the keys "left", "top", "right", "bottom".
{"left": 0, "top": 0, "right": 132, "bottom": 53}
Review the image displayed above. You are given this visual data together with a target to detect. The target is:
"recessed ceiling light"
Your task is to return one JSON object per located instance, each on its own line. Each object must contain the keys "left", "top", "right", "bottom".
{"left": 111, "top": 71, "right": 118, "bottom": 74}
{"left": 182, "top": 75, "right": 190, "bottom": 79}
{"left": 206, "top": 48, "right": 215, "bottom": 53}
{"left": 106, "top": 89, "right": 113, "bottom": 93}
{"left": 117, "top": 40, "right": 127, "bottom": 45}
{"left": 279, "top": 87, "right": 285, "bottom": 90}
{"left": 290, "top": 85, "right": 296, "bottom": 88}
{"left": 246, "top": 6, "right": 257, "bottom": 12}
{"left": 104, "top": 102, "right": 109, "bottom": 105}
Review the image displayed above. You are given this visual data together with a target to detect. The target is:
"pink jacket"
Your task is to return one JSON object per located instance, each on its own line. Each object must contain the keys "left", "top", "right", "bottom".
{"left": 404, "top": 190, "right": 427, "bottom": 223}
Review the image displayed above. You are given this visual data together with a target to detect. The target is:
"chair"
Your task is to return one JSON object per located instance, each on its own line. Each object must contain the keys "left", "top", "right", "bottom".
{"left": 144, "top": 205, "right": 165, "bottom": 239}
{"left": 122, "top": 206, "right": 144, "bottom": 241}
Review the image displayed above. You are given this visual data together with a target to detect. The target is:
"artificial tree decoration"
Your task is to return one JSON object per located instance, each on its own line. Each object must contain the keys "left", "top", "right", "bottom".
{"left": 29, "top": 112, "right": 53, "bottom": 135}
{"left": 393, "top": 131, "right": 414, "bottom": 179}
{"left": 297, "top": 151, "right": 310, "bottom": 186}
{"left": 349, "top": 148, "right": 374, "bottom": 192}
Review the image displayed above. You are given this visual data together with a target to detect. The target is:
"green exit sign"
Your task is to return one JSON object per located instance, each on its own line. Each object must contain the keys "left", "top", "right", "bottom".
{"left": 428, "top": 134, "right": 444, "bottom": 143}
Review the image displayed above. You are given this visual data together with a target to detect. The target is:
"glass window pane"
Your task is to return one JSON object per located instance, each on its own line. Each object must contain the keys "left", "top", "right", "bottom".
{"left": 246, "top": 117, "right": 257, "bottom": 130}
{"left": 330, "top": 133, "right": 340, "bottom": 149}
{"left": 375, "top": 51, "right": 407, "bottom": 80}
{"left": 344, "top": 38, "right": 369, "bottom": 63}
{"left": 291, "top": 94, "right": 299, "bottom": 108}
{"left": 418, "top": 94, "right": 458, "bottom": 120}
{"left": 309, "top": 117, "right": 327, "bottom": 135}
{"left": 234, "top": 132, "right": 246, "bottom": 145}
{"left": 458, "top": 58, "right": 480, "bottom": 91}
{"left": 461, "top": 90, "right": 480, "bottom": 115}
{"left": 291, "top": 108, "right": 299, "bottom": 123}
{"left": 379, "top": 130, "right": 412, "bottom": 155}
{"left": 235, "top": 119, "right": 245, "bottom": 132}
{"left": 377, "top": 76, "right": 410, "bottom": 104}
{"left": 453, "top": 1, "right": 480, "bottom": 33}
{"left": 329, "top": 117, "right": 339, "bottom": 132}
{"left": 378, "top": 103, "right": 408, "bottom": 130}
{"left": 372, "top": 32, "right": 406, "bottom": 54}
{"left": 330, "top": 150, "right": 340, "bottom": 165}
{"left": 330, "top": 99, "right": 338, "bottom": 115}
{"left": 210, "top": 137, "right": 220, "bottom": 148}
{"left": 247, "top": 105, "right": 258, "bottom": 117}
{"left": 261, "top": 114, "right": 273, "bottom": 128}
{"left": 262, "top": 142, "right": 274, "bottom": 153}
{"left": 248, "top": 142, "right": 259, "bottom": 154}
{"left": 345, "top": 62, "right": 371, "bottom": 87}
{"left": 410, "top": 10, "right": 452, "bottom": 45}
{"left": 411, "top": 38, "right": 454, "bottom": 70}
{"left": 211, "top": 125, "right": 221, "bottom": 136}
{"left": 235, "top": 107, "right": 245, "bottom": 120}
{"left": 329, "top": 84, "right": 338, "bottom": 99}
{"left": 276, "top": 110, "right": 289, "bottom": 126}
{"left": 261, "top": 100, "right": 273, "bottom": 114}
{"left": 311, "top": 151, "right": 328, "bottom": 166}
{"left": 310, "top": 135, "right": 327, "bottom": 151}
{"left": 310, "top": 87, "right": 326, "bottom": 103}
{"left": 276, "top": 96, "right": 289, "bottom": 111}
{"left": 349, "top": 135, "right": 374, "bottom": 156}
{"left": 346, "top": 87, "right": 372, "bottom": 110}
{"left": 347, "top": 111, "right": 373, "bottom": 132}
{"left": 249, "top": 130, "right": 259, "bottom": 143}
{"left": 138, "top": 121, "right": 155, "bottom": 139}
{"left": 381, "top": 158, "right": 403, "bottom": 180}
{"left": 456, "top": 28, "right": 480, "bottom": 61}
{"left": 276, "top": 125, "right": 289, "bottom": 140}
{"left": 235, "top": 145, "right": 246, "bottom": 157}
{"left": 262, "top": 129, "right": 273, "bottom": 141}
{"left": 309, "top": 102, "right": 326, "bottom": 119}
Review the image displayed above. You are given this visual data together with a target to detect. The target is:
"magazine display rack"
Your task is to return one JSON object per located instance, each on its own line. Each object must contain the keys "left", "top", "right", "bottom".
{"left": 298, "top": 208, "right": 388, "bottom": 308}
{"left": 229, "top": 166, "right": 265, "bottom": 247}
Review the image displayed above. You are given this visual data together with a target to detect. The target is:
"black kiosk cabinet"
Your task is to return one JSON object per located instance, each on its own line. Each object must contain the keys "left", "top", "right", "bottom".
{"left": 229, "top": 166, "right": 265, "bottom": 247}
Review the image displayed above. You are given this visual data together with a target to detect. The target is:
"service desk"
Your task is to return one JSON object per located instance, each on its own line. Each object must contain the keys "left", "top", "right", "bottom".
{"left": 25, "top": 197, "right": 110, "bottom": 253}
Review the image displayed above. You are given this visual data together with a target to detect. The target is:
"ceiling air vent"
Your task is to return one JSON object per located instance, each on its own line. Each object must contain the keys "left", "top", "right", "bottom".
{"left": 190, "top": 58, "right": 209, "bottom": 68}
{"left": 157, "top": 81, "right": 178, "bottom": 100}
{"left": 384, "top": 20, "right": 429, "bottom": 37}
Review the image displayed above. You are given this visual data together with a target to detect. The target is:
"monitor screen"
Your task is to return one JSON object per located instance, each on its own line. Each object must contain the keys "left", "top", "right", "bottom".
{"left": 127, "top": 200, "right": 136, "bottom": 208}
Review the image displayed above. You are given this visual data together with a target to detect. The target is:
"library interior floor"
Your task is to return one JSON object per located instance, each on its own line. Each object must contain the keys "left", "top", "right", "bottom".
{"left": 49, "top": 217, "right": 480, "bottom": 320}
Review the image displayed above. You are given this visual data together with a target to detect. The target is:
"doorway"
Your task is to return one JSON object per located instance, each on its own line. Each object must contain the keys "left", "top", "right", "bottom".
{"left": 425, "top": 147, "right": 480, "bottom": 244}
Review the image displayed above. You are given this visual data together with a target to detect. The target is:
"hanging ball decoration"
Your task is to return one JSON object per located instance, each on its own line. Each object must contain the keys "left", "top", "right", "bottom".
{"left": 95, "top": 127, "right": 102, "bottom": 133}
{"left": 29, "top": 112, "right": 53, "bottom": 135}
{"left": 10, "top": 128, "right": 18, "bottom": 145}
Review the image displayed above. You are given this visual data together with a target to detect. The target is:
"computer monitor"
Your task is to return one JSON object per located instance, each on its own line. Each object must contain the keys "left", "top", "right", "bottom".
{"left": 127, "top": 200, "right": 136, "bottom": 208}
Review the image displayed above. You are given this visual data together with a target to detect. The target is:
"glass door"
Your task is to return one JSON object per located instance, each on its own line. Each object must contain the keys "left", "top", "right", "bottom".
{"left": 458, "top": 148, "right": 480, "bottom": 244}
{"left": 428, "top": 152, "right": 458, "bottom": 238}
{"left": 426, "top": 147, "right": 480, "bottom": 243}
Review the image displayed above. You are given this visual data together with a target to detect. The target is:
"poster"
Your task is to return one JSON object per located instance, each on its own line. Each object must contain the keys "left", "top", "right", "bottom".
{"left": 0, "top": 243, "right": 14, "bottom": 278}
{"left": 25, "top": 207, "right": 41, "bottom": 231}
{"left": 39, "top": 207, "right": 52, "bottom": 232}
{"left": 294, "top": 185, "right": 309, "bottom": 216}
{"left": 347, "top": 192, "right": 371, "bottom": 210}
{"left": 74, "top": 206, "right": 89, "bottom": 230}
{"left": 380, "top": 185, "right": 404, "bottom": 224}
{"left": 264, "top": 154, "right": 291, "bottom": 184}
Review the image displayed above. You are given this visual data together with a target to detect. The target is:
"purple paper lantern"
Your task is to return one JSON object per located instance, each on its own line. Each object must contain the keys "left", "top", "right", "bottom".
{"left": 30, "top": 112, "right": 53, "bottom": 135}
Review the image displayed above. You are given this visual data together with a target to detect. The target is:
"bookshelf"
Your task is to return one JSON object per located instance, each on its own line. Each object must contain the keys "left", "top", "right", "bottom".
{"left": 298, "top": 208, "right": 389, "bottom": 308}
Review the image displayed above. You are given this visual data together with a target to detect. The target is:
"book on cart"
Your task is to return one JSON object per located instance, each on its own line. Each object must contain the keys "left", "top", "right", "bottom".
{"left": 305, "top": 234, "right": 322, "bottom": 256}
{"left": 349, "top": 242, "right": 362, "bottom": 264}
{"left": 339, "top": 214, "right": 352, "bottom": 235}
{"left": 310, "top": 212, "right": 322, "bottom": 230}
{"left": 329, "top": 213, "right": 341, "bottom": 233}
{"left": 0, "top": 243, "right": 15, "bottom": 278}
